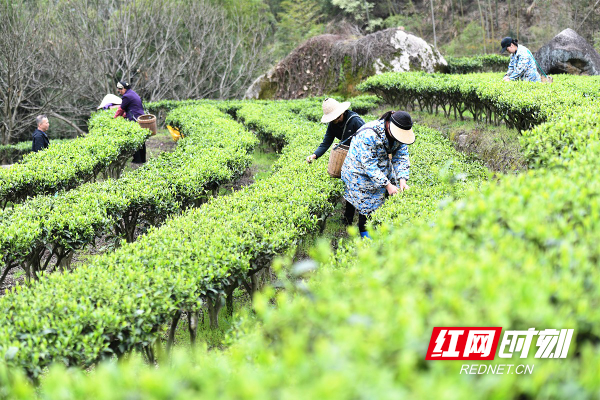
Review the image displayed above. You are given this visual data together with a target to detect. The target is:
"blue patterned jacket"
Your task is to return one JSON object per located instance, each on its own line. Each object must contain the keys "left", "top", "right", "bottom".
{"left": 505, "top": 45, "right": 541, "bottom": 82}
{"left": 341, "top": 119, "right": 410, "bottom": 215}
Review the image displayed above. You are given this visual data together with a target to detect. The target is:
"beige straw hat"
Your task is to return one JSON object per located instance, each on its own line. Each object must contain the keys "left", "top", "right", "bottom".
{"left": 321, "top": 98, "right": 351, "bottom": 123}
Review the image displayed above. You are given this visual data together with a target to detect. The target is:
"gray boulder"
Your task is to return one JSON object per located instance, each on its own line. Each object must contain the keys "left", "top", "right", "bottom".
{"left": 245, "top": 28, "right": 446, "bottom": 100}
{"left": 535, "top": 29, "right": 600, "bottom": 75}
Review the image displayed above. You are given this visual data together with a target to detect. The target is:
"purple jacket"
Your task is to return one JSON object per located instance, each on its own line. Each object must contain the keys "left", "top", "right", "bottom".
{"left": 120, "top": 89, "right": 145, "bottom": 122}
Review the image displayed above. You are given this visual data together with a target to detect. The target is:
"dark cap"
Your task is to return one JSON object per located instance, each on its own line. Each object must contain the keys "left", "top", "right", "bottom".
{"left": 500, "top": 37, "right": 513, "bottom": 53}
{"left": 389, "top": 111, "right": 415, "bottom": 144}
{"left": 116, "top": 81, "right": 131, "bottom": 90}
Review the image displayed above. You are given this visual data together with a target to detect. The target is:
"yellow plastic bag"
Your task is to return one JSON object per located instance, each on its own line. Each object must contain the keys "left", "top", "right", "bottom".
{"left": 167, "top": 125, "right": 183, "bottom": 142}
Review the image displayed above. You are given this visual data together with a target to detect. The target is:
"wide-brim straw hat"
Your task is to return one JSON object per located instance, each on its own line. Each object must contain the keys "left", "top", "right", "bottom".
{"left": 97, "top": 93, "right": 123, "bottom": 109}
{"left": 321, "top": 98, "right": 351, "bottom": 123}
{"left": 389, "top": 111, "right": 415, "bottom": 144}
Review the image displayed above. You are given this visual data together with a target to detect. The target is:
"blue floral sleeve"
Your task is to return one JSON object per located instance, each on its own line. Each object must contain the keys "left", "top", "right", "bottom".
{"left": 392, "top": 144, "right": 410, "bottom": 181}
{"left": 359, "top": 132, "right": 389, "bottom": 187}
{"left": 505, "top": 56, "right": 515, "bottom": 78}
{"left": 508, "top": 54, "right": 527, "bottom": 80}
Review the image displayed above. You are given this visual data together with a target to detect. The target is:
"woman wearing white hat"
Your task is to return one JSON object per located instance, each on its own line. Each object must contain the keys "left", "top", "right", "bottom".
{"left": 341, "top": 110, "right": 414, "bottom": 239}
{"left": 306, "top": 97, "right": 365, "bottom": 226}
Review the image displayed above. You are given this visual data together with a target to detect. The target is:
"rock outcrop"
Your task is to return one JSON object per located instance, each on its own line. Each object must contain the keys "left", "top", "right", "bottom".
{"left": 245, "top": 28, "right": 446, "bottom": 100}
{"left": 536, "top": 29, "right": 600, "bottom": 76}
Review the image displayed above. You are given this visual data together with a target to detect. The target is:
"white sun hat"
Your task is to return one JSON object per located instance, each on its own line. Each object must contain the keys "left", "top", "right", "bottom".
{"left": 97, "top": 93, "right": 123, "bottom": 109}
{"left": 321, "top": 98, "right": 351, "bottom": 123}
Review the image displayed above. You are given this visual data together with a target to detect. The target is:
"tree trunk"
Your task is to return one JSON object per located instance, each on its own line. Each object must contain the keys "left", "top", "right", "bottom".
{"left": 508, "top": 0, "right": 512, "bottom": 32}
{"left": 487, "top": 0, "right": 495, "bottom": 45}
{"left": 476, "top": 0, "right": 487, "bottom": 53}
{"left": 517, "top": 0, "right": 520, "bottom": 39}
{"left": 495, "top": 0, "right": 499, "bottom": 30}
{"left": 188, "top": 310, "right": 200, "bottom": 344}
{"left": 48, "top": 111, "right": 87, "bottom": 137}
{"left": 166, "top": 310, "right": 182, "bottom": 355}
{"left": 430, "top": 0, "right": 437, "bottom": 48}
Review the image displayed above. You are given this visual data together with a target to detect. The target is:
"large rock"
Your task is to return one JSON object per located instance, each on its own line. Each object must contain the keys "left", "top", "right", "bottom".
{"left": 535, "top": 29, "right": 600, "bottom": 75}
{"left": 245, "top": 28, "right": 446, "bottom": 100}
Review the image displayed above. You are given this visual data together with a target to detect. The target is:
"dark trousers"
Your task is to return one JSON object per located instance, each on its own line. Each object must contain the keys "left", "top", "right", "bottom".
{"left": 343, "top": 201, "right": 368, "bottom": 232}
{"left": 133, "top": 143, "right": 146, "bottom": 164}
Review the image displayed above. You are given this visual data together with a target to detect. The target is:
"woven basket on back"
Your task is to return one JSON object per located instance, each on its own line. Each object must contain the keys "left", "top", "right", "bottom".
{"left": 138, "top": 114, "right": 157, "bottom": 135}
{"left": 327, "top": 144, "right": 349, "bottom": 178}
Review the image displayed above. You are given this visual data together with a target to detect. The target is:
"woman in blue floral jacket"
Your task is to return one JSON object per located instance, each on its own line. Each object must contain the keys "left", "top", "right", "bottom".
{"left": 341, "top": 111, "right": 414, "bottom": 238}
{"left": 500, "top": 37, "right": 541, "bottom": 82}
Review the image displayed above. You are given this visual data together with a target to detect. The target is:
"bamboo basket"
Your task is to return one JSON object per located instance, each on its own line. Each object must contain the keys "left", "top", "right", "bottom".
{"left": 138, "top": 114, "right": 157, "bottom": 136}
{"left": 327, "top": 144, "right": 349, "bottom": 178}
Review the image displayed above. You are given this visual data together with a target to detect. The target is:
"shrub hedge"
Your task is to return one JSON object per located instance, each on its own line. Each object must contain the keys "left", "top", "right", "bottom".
{"left": 0, "top": 96, "right": 488, "bottom": 382}
{"left": 0, "top": 113, "right": 150, "bottom": 208}
{"left": 8, "top": 151, "right": 600, "bottom": 399}
{"left": 358, "top": 72, "right": 600, "bottom": 168}
{"left": 6, "top": 84, "right": 600, "bottom": 397}
{"left": 0, "top": 140, "right": 67, "bottom": 165}
{"left": 369, "top": 125, "right": 488, "bottom": 225}
{"left": 0, "top": 105, "right": 256, "bottom": 287}
{"left": 0, "top": 101, "right": 339, "bottom": 377}
{"left": 3, "top": 74, "right": 600, "bottom": 397}
{"left": 445, "top": 54, "right": 508, "bottom": 74}
{"left": 0, "top": 142, "right": 31, "bottom": 165}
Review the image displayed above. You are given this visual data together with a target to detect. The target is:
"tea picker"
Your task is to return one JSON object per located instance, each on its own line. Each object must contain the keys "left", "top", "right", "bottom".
{"left": 306, "top": 98, "right": 365, "bottom": 226}
{"left": 340, "top": 111, "right": 414, "bottom": 239}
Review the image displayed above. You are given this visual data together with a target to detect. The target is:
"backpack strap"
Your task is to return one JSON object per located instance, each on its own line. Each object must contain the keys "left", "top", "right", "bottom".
{"left": 527, "top": 49, "right": 549, "bottom": 78}
{"left": 337, "top": 114, "right": 361, "bottom": 146}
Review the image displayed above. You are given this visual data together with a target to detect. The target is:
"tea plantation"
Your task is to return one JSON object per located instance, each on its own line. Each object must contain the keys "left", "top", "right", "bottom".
{"left": 0, "top": 73, "right": 599, "bottom": 398}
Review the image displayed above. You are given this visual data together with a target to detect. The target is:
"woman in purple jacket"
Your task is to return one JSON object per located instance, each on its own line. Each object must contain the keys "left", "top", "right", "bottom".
{"left": 115, "top": 80, "right": 146, "bottom": 163}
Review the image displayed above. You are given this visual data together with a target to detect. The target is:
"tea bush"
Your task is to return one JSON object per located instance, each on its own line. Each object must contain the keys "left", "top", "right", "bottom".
{"left": 0, "top": 113, "right": 149, "bottom": 208}
{"left": 0, "top": 105, "right": 256, "bottom": 287}
{"left": 359, "top": 72, "right": 600, "bottom": 168}
{"left": 445, "top": 54, "right": 508, "bottom": 74}
{"left": 4, "top": 99, "right": 600, "bottom": 398}
{"left": 0, "top": 101, "right": 342, "bottom": 377}
{"left": 2, "top": 75, "right": 600, "bottom": 397}
{"left": 0, "top": 140, "right": 69, "bottom": 165}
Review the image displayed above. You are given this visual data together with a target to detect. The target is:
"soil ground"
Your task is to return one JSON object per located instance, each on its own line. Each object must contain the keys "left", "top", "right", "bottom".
{"left": 411, "top": 110, "right": 526, "bottom": 174}
{"left": 124, "top": 129, "right": 177, "bottom": 172}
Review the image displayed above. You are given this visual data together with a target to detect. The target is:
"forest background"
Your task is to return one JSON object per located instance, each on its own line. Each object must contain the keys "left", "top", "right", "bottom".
{"left": 1, "top": 0, "right": 598, "bottom": 144}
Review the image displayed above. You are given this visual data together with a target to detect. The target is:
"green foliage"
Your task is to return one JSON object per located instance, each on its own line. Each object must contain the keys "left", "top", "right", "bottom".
{"left": 0, "top": 105, "right": 256, "bottom": 287}
{"left": 4, "top": 75, "right": 600, "bottom": 397}
{"left": 0, "top": 139, "right": 72, "bottom": 164}
{"left": 443, "top": 21, "right": 488, "bottom": 56}
{"left": 273, "top": 0, "right": 325, "bottom": 58}
{"left": 528, "top": 24, "right": 559, "bottom": 49}
{"left": 330, "top": 0, "right": 378, "bottom": 30}
{"left": 369, "top": 124, "right": 489, "bottom": 225}
{"left": 359, "top": 72, "right": 600, "bottom": 168}
{"left": 10, "top": 121, "right": 600, "bottom": 397}
{"left": 380, "top": 13, "right": 425, "bottom": 36}
{"left": 0, "top": 113, "right": 150, "bottom": 208}
{"left": 0, "top": 100, "right": 343, "bottom": 377}
{"left": 445, "top": 54, "right": 509, "bottom": 74}
{"left": 282, "top": 94, "right": 383, "bottom": 122}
